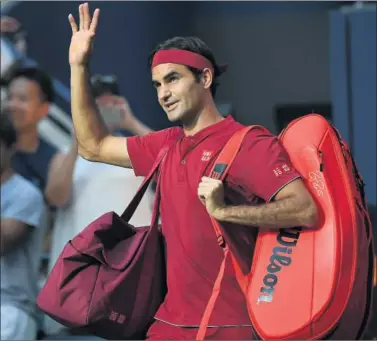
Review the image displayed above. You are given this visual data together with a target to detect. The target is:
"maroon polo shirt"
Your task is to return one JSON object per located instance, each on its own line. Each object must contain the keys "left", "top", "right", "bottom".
{"left": 127, "top": 116, "right": 301, "bottom": 327}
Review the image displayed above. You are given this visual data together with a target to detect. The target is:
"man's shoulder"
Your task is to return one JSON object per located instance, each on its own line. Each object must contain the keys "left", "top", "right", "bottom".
{"left": 221, "top": 123, "right": 274, "bottom": 145}
{"left": 12, "top": 138, "right": 59, "bottom": 191}
{"left": 224, "top": 124, "right": 279, "bottom": 162}
{"left": 246, "top": 124, "right": 273, "bottom": 137}
{"left": 238, "top": 124, "right": 277, "bottom": 146}
{"left": 155, "top": 126, "right": 183, "bottom": 138}
{"left": 132, "top": 126, "right": 183, "bottom": 145}
{"left": 14, "top": 138, "right": 58, "bottom": 160}
{"left": 1, "top": 174, "right": 45, "bottom": 228}
{"left": 36, "top": 138, "right": 60, "bottom": 163}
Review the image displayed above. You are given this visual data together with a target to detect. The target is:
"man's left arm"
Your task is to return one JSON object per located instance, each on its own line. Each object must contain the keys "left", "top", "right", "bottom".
{"left": 44, "top": 138, "right": 78, "bottom": 208}
{"left": 198, "top": 128, "right": 318, "bottom": 229}
{"left": 199, "top": 176, "right": 317, "bottom": 229}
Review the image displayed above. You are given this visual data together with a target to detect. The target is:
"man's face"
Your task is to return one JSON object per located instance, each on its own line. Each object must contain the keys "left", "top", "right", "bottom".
{"left": 152, "top": 63, "right": 206, "bottom": 123}
{"left": 4, "top": 77, "right": 49, "bottom": 133}
{"left": 0, "top": 141, "right": 13, "bottom": 174}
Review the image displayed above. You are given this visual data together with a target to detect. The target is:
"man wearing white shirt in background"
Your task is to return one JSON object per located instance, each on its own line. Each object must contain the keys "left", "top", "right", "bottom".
{"left": 1, "top": 113, "right": 45, "bottom": 340}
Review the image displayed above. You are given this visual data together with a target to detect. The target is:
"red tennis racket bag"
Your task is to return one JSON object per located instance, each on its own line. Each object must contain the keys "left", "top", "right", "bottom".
{"left": 245, "top": 114, "right": 374, "bottom": 339}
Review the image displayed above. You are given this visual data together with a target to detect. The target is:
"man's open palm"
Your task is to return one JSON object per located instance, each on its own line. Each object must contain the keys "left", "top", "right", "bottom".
{"left": 68, "top": 3, "right": 100, "bottom": 66}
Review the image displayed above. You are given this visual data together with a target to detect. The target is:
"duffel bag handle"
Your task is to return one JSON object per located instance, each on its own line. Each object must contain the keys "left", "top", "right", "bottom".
{"left": 121, "top": 136, "right": 178, "bottom": 222}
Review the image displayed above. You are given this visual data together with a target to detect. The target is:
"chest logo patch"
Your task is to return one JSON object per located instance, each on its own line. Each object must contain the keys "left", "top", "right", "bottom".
{"left": 201, "top": 150, "right": 213, "bottom": 162}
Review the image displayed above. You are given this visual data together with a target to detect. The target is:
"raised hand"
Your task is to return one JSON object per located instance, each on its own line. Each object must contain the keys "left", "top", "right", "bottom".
{"left": 68, "top": 3, "right": 100, "bottom": 66}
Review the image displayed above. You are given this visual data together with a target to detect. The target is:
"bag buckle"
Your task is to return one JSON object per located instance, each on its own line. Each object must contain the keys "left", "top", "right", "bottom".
{"left": 217, "top": 235, "right": 226, "bottom": 248}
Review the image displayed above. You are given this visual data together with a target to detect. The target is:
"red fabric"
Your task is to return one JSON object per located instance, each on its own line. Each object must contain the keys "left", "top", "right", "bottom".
{"left": 37, "top": 218, "right": 164, "bottom": 340}
{"left": 196, "top": 126, "right": 259, "bottom": 341}
{"left": 151, "top": 49, "right": 214, "bottom": 74}
{"left": 36, "top": 147, "right": 171, "bottom": 340}
{"left": 146, "top": 319, "right": 255, "bottom": 340}
{"left": 126, "top": 127, "right": 182, "bottom": 177}
{"left": 127, "top": 116, "right": 301, "bottom": 327}
{"left": 244, "top": 114, "right": 375, "bottom": 339}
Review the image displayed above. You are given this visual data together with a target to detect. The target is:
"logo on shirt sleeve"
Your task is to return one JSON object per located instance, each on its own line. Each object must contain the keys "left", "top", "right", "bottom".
{"left": 273, "top": 163, "right": 291, "bottom": 177}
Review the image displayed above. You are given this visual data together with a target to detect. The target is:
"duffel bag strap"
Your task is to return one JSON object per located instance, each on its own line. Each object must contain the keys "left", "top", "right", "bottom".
{"left": 121, "top": 136, "right": 178, "bottom": 222}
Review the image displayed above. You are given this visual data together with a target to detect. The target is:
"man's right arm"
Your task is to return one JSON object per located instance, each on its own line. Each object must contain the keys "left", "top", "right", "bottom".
{"left": 71, "top": 65, "right": 132, "bottom": 168}
{"left": 69, "top": 3, "right": 162, "bottom": 170}
{"left": 68, "top": 4, "right": 137, "bottom": 168}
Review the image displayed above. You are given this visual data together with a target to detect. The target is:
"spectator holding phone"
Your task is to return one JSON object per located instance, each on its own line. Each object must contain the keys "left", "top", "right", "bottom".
{"left": 91, "top": 74, "right": 152, "bottom": 136}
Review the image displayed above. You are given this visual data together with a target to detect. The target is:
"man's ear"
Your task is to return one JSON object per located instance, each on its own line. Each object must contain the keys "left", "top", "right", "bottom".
{"left": 201, "top": 68, "right": 213, "bottom": 90}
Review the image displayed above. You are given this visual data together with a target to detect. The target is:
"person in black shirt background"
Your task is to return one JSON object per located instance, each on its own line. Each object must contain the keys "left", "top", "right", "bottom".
{"left": 4, "top": 66, "right": 77, "bottom": 208}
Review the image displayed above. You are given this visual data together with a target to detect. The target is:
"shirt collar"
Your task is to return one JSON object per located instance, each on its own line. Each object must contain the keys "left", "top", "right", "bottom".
{"left": 182, "top": 115, "right": 236, "bottom": 143}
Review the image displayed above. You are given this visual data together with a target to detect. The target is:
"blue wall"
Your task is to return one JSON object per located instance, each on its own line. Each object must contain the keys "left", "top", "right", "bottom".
{"left": 196, "top": 1, "right": 339, "bottom": 15}
{"left": 329, "top": 6, "right": 376, "bottom": 205}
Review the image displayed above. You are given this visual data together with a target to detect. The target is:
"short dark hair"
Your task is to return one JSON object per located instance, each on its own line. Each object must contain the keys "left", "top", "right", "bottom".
{"left": 0, "top": 113, "right": 17, "bottom": 148}
{"left": 9, "top": 66, "right": 54, "bottom": 103}
{"left": 148, "top": 36, "right": 223, "bottom": 97}
{"left": 90, "top": 74, "right": 120, "bottom": 98}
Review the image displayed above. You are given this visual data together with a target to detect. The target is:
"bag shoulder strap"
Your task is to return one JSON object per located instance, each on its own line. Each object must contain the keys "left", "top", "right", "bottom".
{"left": 208, "top": 125, "right": 258, "bottom": 244}
{"left": 120, "top": 134, "right": 178, "bottom": 222}
{"left": 196, "top": 125, "right": 257, "bottom": 340}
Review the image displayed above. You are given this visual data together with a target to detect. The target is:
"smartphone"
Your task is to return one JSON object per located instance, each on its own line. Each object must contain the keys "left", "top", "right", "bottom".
{"left": 98, "top": 105, "right": 123, "bottom": 128}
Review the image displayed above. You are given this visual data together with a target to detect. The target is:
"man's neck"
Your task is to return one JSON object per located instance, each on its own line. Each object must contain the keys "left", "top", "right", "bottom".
{"left": 183, "top": 104, "right": 224, "bottom": 136}
{"left": 16, "top": 129, "right": 40, "bottom": 152}
{"left": 0, "top": 168, "right": 14, "bottom": 185}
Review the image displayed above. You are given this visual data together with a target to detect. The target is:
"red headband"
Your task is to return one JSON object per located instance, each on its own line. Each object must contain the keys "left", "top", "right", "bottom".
{"left": 151, "top": 49, "right": 215, "bottom": 74}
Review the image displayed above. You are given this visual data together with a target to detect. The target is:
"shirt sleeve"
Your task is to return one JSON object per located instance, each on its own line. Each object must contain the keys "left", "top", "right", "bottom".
{"left": 2, "top": 181, "right": 45, "bottom": 228}
{"left": 126, "top": 127, "right": 182, "bottom": 177}
{"left": 230, "top": 126, "right": 302, "bottom": 202}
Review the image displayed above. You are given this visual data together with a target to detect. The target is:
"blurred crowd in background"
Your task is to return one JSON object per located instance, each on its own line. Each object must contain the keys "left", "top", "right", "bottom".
{"left": 0, "top": 1, "right": 376, "bottom": 340}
